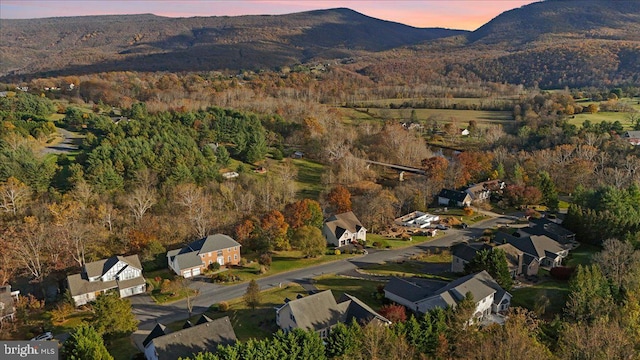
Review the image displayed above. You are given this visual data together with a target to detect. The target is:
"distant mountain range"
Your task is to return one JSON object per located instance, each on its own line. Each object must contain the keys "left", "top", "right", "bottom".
{"left": 1, "top": 1, "right": 639, "bottom": 87}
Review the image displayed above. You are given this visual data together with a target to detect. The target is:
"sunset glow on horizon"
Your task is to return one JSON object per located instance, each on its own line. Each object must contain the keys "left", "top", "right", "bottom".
{"left": 0, "top": 1, "right": 539, "bottom": 30}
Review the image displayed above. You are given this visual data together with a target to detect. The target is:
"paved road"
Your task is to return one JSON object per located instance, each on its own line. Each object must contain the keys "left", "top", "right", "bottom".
{"left": 131, "top": 214, "right": 512, "bottom": 334}
{"left": 41, "top": 127, "right": 80, "bottom": 155}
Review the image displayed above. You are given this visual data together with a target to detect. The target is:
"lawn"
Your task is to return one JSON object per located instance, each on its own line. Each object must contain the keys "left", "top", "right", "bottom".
{"left": 145, "top": 269, "right": 198, "bottom": 304}
{"left": 313, "top": 275, "right": 385, "bottom": 311}
{"left": 366, "top": 233, "right": 441, "bottom": 249}
{"left": 568, "top": 111, "right": 634, "bottom": 128}
{"left": 106, "top": 336, "right": 141, "bottom": 360}
{"left": 564, "top": 243, "right": 600, "bottom": 267}
{"left": 358, "top": 251, "right": 457, "bottom": 282}
{"left": 167, "top": 283, "right": 307, "bottom": 341}
{"left": 511, "top": 277, "right": 570, "bottom": 319}
{"left": 216, "top": 250, "right": 356, "bottom": 284}
{"left": 290, "top": 158, "right": 325, "bottom": 200}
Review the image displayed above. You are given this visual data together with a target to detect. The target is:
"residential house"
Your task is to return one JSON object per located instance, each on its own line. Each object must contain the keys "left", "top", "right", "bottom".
{"left": 292, "top": 151, "right": 304, "bottom": 159}
{"left": 167, "top": 234, "right": 241, "bottom": 278}
{"left": 384, "top": 271, "right": 511, "bottom": 323}
{"left": 524, "top": 217, "right": 577, "bottom": 246}
{"left": 67, "top": 255, "right": 146, "bottom": 306}
{"left": 0, "top": 285, "right": 19, "bottom": 322}
{"left": 395, "top": 211, "right": 440, "bottom": 229}
{"left": 623, "top": 131, "right": 640, "bottom": 146}
{"left": 451, "top": 242, "right": 524, "bottom": 278}
{"left": 275, "top": 290, "right": 390, "bottom": 338}
{"left": 450, "top": 243, "right": 492, "bottom": 273}
{"left": 143, "top": 315, "right": 237, "bottom": 360}
{"left": 464, "top": 180, "right": 505, "bottom": 203}
{"left": 494, "top": 243, "right": 525, "bottom": 278}
{"left": 322, "top": 211, "right": 366, "bottom": 247}
{"left": 495, "top": 232, "right": 568, "bottom": 269}
{"left": 437, "top": 189, "right": 472, "bottom": 207}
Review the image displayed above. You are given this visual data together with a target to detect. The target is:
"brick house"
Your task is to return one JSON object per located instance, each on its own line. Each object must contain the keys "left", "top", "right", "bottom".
{"left": 167, "top": 234, "right": 241, "bottom": 278}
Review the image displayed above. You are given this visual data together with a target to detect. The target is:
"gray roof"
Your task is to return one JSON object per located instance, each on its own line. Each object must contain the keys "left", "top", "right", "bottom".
{"left": 493, "top": 243, "right": 523, "bottom": 270}
{"left": 438, "top": 189, "right": 471, "bottom": 203}
{"left": 84, "top": 255, "right": 141, "bottom": 279}
{"left": 451, "top": 243, "right": 492, "bottom": 263}
{"left": 143, "top": 323, "right": 168, "bottom": 348}
{"left": 168, "top": 234, "right": 240, "bottom": 271}
{"left": 149, "top": 316, "right": 237, "bottom": 359}
{"left": 324, "top": 211, "right": 365, "bottom": 239}
{"left": 387, "top": 272, "right": 509, "bottom": 314}
{"left": 624, "top": 131, "right": 640, "bottom": 138}
{"left": 508, "top": 235, "right": 564, "bottom": 260}
{"left": 67, "top": 255, "right": 144, "bottom": 297}
{"left": 282, "top": 290, "right": 389, "bottom": 331}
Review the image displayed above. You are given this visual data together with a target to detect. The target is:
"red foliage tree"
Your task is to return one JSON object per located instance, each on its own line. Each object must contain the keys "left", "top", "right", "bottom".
{"left": 284, "top": 199, "right": 323, "bottom": 229}
{"left": 422, "top": 156, "right": 449, "bottom": 183}
{"left": 326, "top": 185, "right": 352, "bottom": 214}
{"left": 457, "top": 151, "right": 494, "bottom": 185}
{"left": 378, "top": 304, "right": 407, "bottom": 323}
{"left": 234, "top": 219, "right": 256, "bottom": 246}
{"left": 260, "top": 210, "right": 290, "bottom": 251}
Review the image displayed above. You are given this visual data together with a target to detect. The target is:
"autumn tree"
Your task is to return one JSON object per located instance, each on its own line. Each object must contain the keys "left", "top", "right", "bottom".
{"left": 284, "top": 198, "right": 323, "bottom": 230}
{"left": 244, "top": 280, "right": 261, "bottom": 310}
{"left": 260, "top": 210, "right": 290, "bottom": 251}
{"left": 422, "top": 156, "right": 449, "bottom": 183}
{"left": 14, "top": 216, "right": 52, "bottom": 286}
{"left": 326, "top": 185, "right": 352, "bottom": 214}
{"left": 291, "top": 226, "right": 326, "bottom": 258}
{"left": 378, "top": 304, "right": 407, "bottom": 323}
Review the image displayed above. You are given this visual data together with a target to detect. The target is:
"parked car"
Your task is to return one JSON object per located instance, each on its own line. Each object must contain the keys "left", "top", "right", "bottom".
{"left": 30, "top": 332, "right": 53, "bottom": 341}
{"left": 436, "top": 224, "right": 450, "bottom": 230}
{"left": 460, "top": 223, "right": 468, "bottom": 229}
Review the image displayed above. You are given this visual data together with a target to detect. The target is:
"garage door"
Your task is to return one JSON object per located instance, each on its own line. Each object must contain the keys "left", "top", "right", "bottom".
{"left": 183, "top": 269, "right": 192, "bottom": 278}
{"left": 192, "top": 268, "right": 201, "bottom": 276}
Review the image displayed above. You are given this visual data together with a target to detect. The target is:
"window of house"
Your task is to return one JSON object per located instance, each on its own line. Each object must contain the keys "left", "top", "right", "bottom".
{"left": 209, "top": 260, "right": 213, "bottom": 265}
{"left": 234, "top": 254, "right": 238, "bottom": 260}
{"left": 217, "top": 250, "right": 223, "bottom": 256}
{"left": 228, "top": 256, "right": 231, "bottom": 262}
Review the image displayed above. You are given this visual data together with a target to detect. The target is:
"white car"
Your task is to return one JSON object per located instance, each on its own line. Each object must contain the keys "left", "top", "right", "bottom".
{"left": 30, "top": 332, "right": 53, "bottom": 341}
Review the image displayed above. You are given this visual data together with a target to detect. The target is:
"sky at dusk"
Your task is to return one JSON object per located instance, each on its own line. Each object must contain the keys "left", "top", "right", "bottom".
{"left": 0, "top": 1, "right": 539, "bottom": 30}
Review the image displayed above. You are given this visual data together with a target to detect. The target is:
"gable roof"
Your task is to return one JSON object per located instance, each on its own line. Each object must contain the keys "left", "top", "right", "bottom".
{"left": 67, "top": 255, "right": 144, "bottom": 297}
{"left": 339, "top": 293, "right": 391, "bottom": 325}
{"left": 149, "top": 316, "right": 236, "bottom": 359}
{"left": 451, "top": 243, "right": 492, "bottom": 263}
{"left": 624, "top": 131, "right": 640, "bottom": 138}
{"left": 384, "top": 277, "right": 447, "bottom": 302}
{"left": 438, "top": 189, "right": 471, "bottom": 203}
{"left": 84, "top": 255, "right": 141, "bottom": 278}
{"left": 324, "top": 211, "right": 365, "bottom": 238}
{"left": 281, "top": 290, "right": 389, "bottom": 331}
{"left": 508, "top": 235, "right": 564, "bottom": 260}
{"left": 493, "top": 243, "right": 523, "bottom": 270}
{"left": 143, "top": 323, "right": 168, "bottom": 348}
{"left": 168, "top": 234, "right": 240, "bottom": 271}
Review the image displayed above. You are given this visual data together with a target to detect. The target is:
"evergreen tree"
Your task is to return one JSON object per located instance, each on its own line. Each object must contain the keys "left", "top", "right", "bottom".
{"left": 61, "top": 325, "right": 113, "bottom": 360}
{"left": 465, "top": 249, "right": 513, "bottom": 291}
{"left": 91, "top": 292, "right": 138, "bottom": 338}
{"left": 216, "top": 145, "right": 231, "bottom": 167}
{"left": 565, "top": 264, "right": 613, "bottom": 323}
{"left": 537, "top": 171, "right": 559, "bottom": 211}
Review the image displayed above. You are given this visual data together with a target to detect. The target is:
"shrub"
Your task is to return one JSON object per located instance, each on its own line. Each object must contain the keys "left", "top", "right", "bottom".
{"left": 239, "top": 258, "right": 248, "bottom": 267}
{"left": 463, "top": 207, "right": 474, "bottom": 216}
{"left": 334, "top": 249, "right": 341, "bottom": 255}
{"left": 259, "top": 253, "right": 272, "bottom": 268}
{"left": 550, "top": 266, "right": 575, "bottom": 280}
{"left": 209, "top": 262, "right": 221, "bottom": 271}
{"left": 218, "top": 301, "right": 229, "bottom": 312}
{"left": 160, "top": 279, "right": 172, "bottom": 293}
{"left": 378, "top": 304, "right": 407, "bottom": 323}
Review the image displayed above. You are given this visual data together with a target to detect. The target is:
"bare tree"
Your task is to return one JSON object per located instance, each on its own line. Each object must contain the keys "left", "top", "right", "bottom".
{"left": 592, "top": 238, "right": 640, "bottom": 292}
{"left": 127, "top": 186, "right": 157, "bottom": 223}
{"left": 0, "top": 177, "right": 31, "bottom": 216}
{"left": 15, "top": 217, "right": 50, "bottom": 284}
{"left": 174, "top": 183, "right": 212, "bottom": 238}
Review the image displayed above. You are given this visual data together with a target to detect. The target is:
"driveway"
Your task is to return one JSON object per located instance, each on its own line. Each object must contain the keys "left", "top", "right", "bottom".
{"left": 41, "top": 127, "right": 81, "bottom": 155}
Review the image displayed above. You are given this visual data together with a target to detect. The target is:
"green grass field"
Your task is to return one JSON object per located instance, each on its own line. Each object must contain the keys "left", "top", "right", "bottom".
{"left": 291, "top": 158, "right": 325, "bottom": 200}
{"left": 313, "top": 275, "right": 385, "bottom": 311}
{"left": 511, "top": 278, "right": 570, "bottom": 319}
{"left": 168, "top": 284, "right": 307, "bottom": 341}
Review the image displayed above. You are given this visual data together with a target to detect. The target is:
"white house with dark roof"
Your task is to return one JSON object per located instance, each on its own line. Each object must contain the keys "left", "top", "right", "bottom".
{"left": 66, "top": 255, "right": 146, "bottom": 306}
{"left": 384, "top": 271, "right": 511, "bottom": 324}
{"left": 275, "top": 290, "right": 390, "bottom": 338}
{"left": 167, "top": 234, "right": 241, "bottom": 278}
{"left": 143, "top": 315, "right": 237, "bottom": 360}
{"left": 322, "top": 211, "right": 366, "bottom": 247}
{"left": 438, "top": 189, "right": 472, "bottom": 207}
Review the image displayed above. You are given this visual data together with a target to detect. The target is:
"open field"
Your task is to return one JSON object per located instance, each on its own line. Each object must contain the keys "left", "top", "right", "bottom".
{"left": 511, "top": 277, "right": 570, "bottom": 319}
{"left": 339, "top": 107, "right": 513, "bottom": 124}
{"left": 292, "top": 158, "right": 325, "bottom": 200}
{"left": 345, "top": 97, "right": 519, "bottom": 108}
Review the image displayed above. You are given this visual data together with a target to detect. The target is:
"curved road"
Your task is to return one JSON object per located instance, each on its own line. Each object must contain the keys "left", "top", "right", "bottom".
{"left": 131, "top": 214, "right": 512, "bottom": 332}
